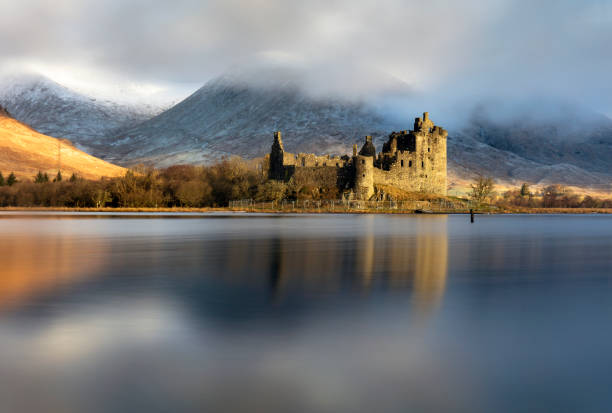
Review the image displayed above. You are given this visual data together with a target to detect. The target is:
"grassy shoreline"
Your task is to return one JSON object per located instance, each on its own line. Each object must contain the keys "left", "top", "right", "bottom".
{"left": 1, "top": 206, "right": 611, "bottom": 214}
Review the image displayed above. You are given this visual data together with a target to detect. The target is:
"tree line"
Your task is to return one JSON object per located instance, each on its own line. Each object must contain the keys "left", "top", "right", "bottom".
{"left": 470, "top": 176, "right": 612, "bottom": 209}
{"left": 0, "top": 157, "right": 340, "bottom": 208}
{"left": 1, "top": 163, "right": 611, "bottom": 209}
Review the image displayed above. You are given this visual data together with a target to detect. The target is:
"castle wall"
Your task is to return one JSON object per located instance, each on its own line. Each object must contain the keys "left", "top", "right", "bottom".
{"left": 267, "top": 112, "right": 447, "bottom": 199}
{"left": 283, "top": 152, "right": 347, "bottom": 168}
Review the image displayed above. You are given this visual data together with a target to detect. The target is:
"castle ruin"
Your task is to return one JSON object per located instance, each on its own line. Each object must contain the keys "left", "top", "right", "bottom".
{"left": 267, "top": 112, "right": 447, "bottom": 199}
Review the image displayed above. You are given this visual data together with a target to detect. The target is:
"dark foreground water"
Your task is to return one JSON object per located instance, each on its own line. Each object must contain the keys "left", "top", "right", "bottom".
{"left": 0, "top": 213, "right": 611, "bottom": 412}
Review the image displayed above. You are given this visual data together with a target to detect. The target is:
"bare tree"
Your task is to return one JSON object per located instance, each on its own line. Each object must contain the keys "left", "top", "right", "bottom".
{"left": 470, "top": 175, "right": 495, "bottom": 203}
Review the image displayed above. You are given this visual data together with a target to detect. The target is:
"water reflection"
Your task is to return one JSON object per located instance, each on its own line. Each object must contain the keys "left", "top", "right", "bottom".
{"left": 2, "top": 214, "right": 611, "bottom": 412}
{"left": 413, "top": 218, "right": 448, "bottom": 317}
{"left": 0, "top": 215, "right": 452, "bottom": 412}
{"left": 206, "top": 215, "right": 448, "bottom": 319}
{"left": 0, "top": 215, "right": 449, "bottom": 316}
{"left": 0, "top": 231, "right": 109, "bottom": 310}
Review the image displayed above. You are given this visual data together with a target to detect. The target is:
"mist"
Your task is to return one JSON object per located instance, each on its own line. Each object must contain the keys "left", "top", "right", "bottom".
{"left": 1, "top": 0, "right": 611, "bottom": 125}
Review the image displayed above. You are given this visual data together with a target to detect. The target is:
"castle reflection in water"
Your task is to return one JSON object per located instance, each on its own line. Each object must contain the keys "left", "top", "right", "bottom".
{"left": 186, "top": 215, "right": 449, "bottom": 318}
{"left": 0, "top": 215, "right": 449, "bottom": 319}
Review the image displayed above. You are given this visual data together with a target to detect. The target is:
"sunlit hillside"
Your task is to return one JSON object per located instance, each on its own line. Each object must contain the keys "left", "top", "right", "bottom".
{"left": 0, "top": 107, "right": 126, "bottom": 180}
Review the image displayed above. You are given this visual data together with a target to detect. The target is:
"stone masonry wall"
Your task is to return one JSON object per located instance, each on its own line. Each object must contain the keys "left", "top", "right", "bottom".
{"left": 267, "top": 112, "right": 447, "bottom": 198}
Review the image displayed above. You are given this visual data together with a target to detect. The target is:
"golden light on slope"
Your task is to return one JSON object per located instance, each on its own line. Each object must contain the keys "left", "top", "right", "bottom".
{"left": 0, "top": 111, "right": 126, "bottom": 180}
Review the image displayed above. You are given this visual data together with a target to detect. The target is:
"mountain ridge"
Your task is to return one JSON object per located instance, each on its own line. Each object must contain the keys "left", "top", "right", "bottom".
{"left": 0, "top": 73, "right": 162, "bottom": 152}
{"left": 105, "top": 72, "right": 403, "bottom": 166}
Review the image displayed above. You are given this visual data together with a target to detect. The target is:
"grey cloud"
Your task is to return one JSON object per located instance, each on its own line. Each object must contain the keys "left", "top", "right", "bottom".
{"left": 1, "top": 0, "right": 611, "bottom": 117}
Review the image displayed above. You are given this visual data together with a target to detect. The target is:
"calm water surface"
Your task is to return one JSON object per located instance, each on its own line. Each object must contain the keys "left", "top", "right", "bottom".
{"left": 0, "top": 213, "right": 611, "bottom": 412}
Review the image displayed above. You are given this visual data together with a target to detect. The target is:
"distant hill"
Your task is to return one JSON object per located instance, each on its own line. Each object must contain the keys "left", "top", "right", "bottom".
{"left": 448, "top": 106, "right": 612, "bottom": 193}
{"left": 104, "top": 67, "right": 404, "bottom": 166}
{"left": 0, "top": 73, "right": 160, "bottom": 152}
{"left": 0, "top": 106, "right": 126, "bottom": 180}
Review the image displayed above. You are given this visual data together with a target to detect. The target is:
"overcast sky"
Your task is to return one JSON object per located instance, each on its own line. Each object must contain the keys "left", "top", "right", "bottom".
{"left": 1, "top": 0, "right": 611, "bottom": 115}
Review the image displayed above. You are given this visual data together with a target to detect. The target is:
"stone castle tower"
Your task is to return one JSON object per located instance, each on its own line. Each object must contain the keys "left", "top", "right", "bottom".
{"left": 374, "top": 111, "right": 447, "bottom": 195}
{"left": 355, "top": 135, "right": 375, "bottom": 199}
{"left": 269, "top": 131, "right": 285, "bottom": 180}
{"left": 267, "top": 112, "right": 447, "bottom": 198}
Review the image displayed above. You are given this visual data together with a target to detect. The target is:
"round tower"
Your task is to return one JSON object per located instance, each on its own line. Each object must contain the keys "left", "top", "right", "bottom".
{"left": 355, "top": 136, "right": 375, "bottom": 200}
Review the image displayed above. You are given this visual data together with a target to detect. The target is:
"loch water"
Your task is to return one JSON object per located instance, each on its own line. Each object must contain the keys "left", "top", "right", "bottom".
{"left": 0, "top": 213, "right": 611, "bottom": 412}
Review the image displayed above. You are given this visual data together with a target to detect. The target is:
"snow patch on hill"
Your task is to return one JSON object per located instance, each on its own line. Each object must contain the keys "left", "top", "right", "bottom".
{"left": 0, "top": 73, "right": 162, "bottom": 151}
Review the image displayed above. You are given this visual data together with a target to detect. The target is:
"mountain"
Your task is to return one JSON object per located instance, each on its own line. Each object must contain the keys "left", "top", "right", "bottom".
{"left": 448, "top": 105, "right": 612, "bottom": 192}
{"left": 0, "top": 74, "right": 160, "bottom": 153}
{"left": 0, "top": 106, "right": 126, "bottom": 180}
{"left": 105, "top": 67, "right": 404, "bottom": 166}
{"left": 8, "top": 67, "right": 605, "bottom": 193}
{"left": 461, "top": 105, "right": 612, "bottom": 173}
{"left": 104, "top": 67, "right": 612, "bottom": 193}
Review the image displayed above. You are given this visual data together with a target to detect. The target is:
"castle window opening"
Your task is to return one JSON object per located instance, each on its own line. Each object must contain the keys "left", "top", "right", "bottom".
{"left": 428, "top": 147, "right": 430, "bottom": 152}
{"left": 409, "top": 160, "right": 412, "bottom": 167}
{"left": 361, "top": 159, "right": 365, "bottom": 165}
{"left": 422, "top": 161, "right": 424, "bottom": 168}
{"left": 401, "top": 160, "right": 404, "bottom": 167}
{"left": 362, "top": 174, "right": 365, "bottom": 177}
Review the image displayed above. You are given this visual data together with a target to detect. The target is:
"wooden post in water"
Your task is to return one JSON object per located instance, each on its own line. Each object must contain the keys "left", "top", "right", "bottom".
{"left": 470, "top": 209, "right": 474, "bottom": 223}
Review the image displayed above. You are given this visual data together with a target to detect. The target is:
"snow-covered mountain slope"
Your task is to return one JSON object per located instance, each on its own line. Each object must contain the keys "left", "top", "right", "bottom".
{"left": 448, "top": 131, "right": 612, "bottom": 194}
{"left": 460, "top": 107, "right": 612, "bottom": 175}
{"left": 444, "top": 105, "right": 612, "bottom": 192}
{"left": 106, "top": 69, "right": 404, "bottom": 166}
{"left": 0, "top": 74, "right": 161, "bottom": 151}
